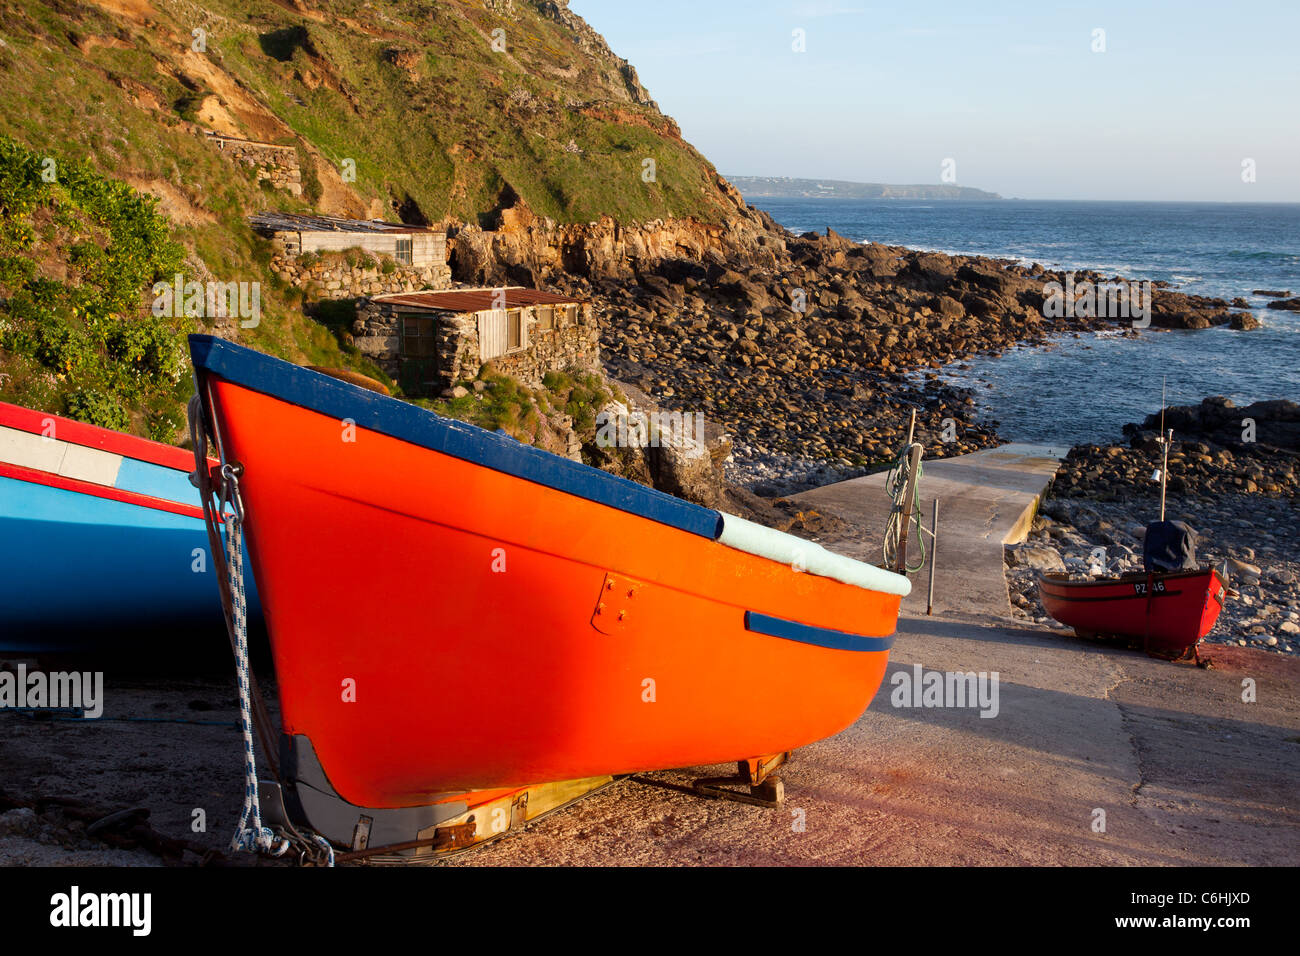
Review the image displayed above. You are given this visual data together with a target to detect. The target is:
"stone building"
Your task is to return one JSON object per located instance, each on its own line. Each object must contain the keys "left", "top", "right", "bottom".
{"left": 352, "top": 287, "right": 597, "bottom": 395}
{"left": 206, "top": 133, "right": 302, "bottom": 196}
{"left": 250, "top": 212, "right": 453, "bottom": 299}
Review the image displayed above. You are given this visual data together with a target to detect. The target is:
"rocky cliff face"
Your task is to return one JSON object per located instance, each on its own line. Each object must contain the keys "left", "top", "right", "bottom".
{"left": 447, "top": 196, "right": 781, "bottom": 288}
{"left": 0, "top": 0, "right": 743, "bottom": 229}
{"left": 529, "top": 0, "right": 660, "bottom": 109}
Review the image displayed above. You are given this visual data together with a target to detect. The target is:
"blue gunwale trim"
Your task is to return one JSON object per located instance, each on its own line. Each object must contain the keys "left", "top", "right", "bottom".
{"left": 189, "top": 335, "right": 724, "bottom": 540}
{"left": 744, "top": 610, "right": 895, "bottom": 653}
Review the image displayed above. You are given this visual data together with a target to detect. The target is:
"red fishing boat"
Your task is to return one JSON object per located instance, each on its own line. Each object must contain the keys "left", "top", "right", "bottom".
{"left": 1039, "top": 408, "right": 1231, "bottom": 659}
{"left": 188, "top": 335, "right": 910, "bottom": 855}
{"left": 1038, "top": 567, "right": 1227, "bottom": 658}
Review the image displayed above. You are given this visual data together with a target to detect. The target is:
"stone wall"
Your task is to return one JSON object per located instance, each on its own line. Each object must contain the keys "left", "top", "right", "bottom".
{"left": 490, "top": 311, "right": 600, "bottom": 387}
{"left": 352, "top": 298, "right": 599, "bottom": 394}
{"left": 206, "top": 134, "right": 302, "bottom": 196}
{"left": 268, "top": 239, "right": 452, "bottom": 300}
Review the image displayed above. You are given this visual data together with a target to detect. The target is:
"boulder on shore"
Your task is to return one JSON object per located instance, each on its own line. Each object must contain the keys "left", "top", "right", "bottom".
{"left": 1134, "top": 396, "right": 1300, "bottom": 452}
{"left": 1005, "top": 544, "right": 1066, "bottom": 572}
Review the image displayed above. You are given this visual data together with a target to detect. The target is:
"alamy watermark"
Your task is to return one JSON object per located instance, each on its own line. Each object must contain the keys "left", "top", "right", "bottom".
{"left": 50, "top": 886, "right": 150, "bottom": 936}
{"left": 0, "top": 664, "right": 103, "bottom": 718}
{"left": 890, "top": 663, "right": 1000, "bottom": 718}
{"left": 1042, "top": 273, "right": 1152, "bottom": 328}
{"left": 152, "top": 274, "right": 261, "bottom": 328}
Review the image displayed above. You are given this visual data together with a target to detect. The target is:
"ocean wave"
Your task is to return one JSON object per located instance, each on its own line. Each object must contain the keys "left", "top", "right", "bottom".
{"left": 1223, "top": 249, "right": 1300, "bottom": 263}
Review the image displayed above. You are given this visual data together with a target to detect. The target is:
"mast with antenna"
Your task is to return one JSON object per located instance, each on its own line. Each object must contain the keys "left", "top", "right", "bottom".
{"left": 1158, "top": 376, "right": 1172, "bottom": 522}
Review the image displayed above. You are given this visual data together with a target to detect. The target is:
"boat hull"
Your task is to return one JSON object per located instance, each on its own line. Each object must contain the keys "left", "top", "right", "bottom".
{"left": 0, "top": 402, "right": 259, "bottom": 650}
{"left": 1038, "top": 568, "right": 1226, "bottom": 657}
{"left": 193, "top": 338, "right": 906, "bottom": 810}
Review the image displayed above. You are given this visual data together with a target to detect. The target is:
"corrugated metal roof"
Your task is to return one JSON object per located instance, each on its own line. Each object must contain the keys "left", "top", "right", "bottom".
{"left": 249, "top": 211, "right": 437, "bottom": 235}
{"left": 375, "top": 288, "right": 585, "bottom": 312}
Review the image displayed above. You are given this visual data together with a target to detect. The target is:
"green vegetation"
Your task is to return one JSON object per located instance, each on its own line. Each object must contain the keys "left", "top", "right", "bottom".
{"left": 542, "top": 369, "right": 625, "bottom": 436}
{"left": 421, "top": 365, "right": 622, "bottom": 460}
{"left": 427, "top": 371, "right": 541, "bottom": 436}
{"left": 0, "top": 0, "right": 735, "bottom": 228}
{"left": 0, "top": 136, "right": 187, "bottom": 433}
{"left": 0, "top": 0, "right": 732, "bottom": 442}
{"left": 341, "top": 247, "right": 377, "bottom": 270}
{"left": 0, "top": 133, "right": 390, "bottom": 438}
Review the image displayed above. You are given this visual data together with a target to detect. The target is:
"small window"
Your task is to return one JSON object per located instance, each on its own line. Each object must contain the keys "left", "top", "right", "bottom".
{"left": 394, "top": 237, "right": 413, "bottom": 265}
{"left": 402, "top": 316, "right": 437, "bottom": 357}
{"left": 535, "top": 305, "right": 554, "bottom": 331}
{"left": 562, "top": 304, "right": 579, "bottom": 326}
{"left": 506, "top": 309, "right": 523, "bottom": 350}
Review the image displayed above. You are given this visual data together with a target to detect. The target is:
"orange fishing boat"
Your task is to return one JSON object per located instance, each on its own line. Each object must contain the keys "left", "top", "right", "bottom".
{"left": 189, "top": 335, "right": 909, "bottom": 854}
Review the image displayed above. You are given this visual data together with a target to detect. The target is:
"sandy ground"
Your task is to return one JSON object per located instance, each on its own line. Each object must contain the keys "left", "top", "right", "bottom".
{"left": 0, "top": 664, "right": 274, "bottom": 866}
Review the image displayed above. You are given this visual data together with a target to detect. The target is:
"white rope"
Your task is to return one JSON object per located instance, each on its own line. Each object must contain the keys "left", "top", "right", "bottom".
{"left": 311, "top": 833, "right": 336, "bottom": 867}
{"left": 189, "top": 393, "right": 335, "bottom": 865}
{"left": 223, "top": 478, "right": 289, "bottom": 858}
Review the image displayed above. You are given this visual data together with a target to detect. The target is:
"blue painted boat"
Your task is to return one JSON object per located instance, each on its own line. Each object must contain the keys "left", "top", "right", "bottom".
{"left": 0, "top": 400, "right": 259, "bottom": 651}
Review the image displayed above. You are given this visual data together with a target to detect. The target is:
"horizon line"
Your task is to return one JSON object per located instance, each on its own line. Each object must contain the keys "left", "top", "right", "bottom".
{"left": 727, "top": 189, "right": 1300, "bottom": 206}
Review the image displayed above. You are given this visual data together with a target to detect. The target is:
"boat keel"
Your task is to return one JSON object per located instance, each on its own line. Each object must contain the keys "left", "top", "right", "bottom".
{"left": 268, "top": 734, "right": 613, "bottom": 862}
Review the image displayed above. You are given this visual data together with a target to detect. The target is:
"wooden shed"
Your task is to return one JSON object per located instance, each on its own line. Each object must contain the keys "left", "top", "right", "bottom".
{"left": 249, "top": 212, "right": 446, "bottom": 267}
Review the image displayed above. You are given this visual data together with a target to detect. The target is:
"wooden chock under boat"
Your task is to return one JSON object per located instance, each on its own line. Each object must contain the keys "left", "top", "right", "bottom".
{"left": 692, "top": 752, "right": 790, "bottom": 809}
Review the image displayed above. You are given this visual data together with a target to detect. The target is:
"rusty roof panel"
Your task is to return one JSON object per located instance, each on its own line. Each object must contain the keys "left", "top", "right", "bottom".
{"left": 249, "top": 211, "right": 437, "bottom": 235}
{"left": 375, "top": 288, "right": 586, "bottom": 312}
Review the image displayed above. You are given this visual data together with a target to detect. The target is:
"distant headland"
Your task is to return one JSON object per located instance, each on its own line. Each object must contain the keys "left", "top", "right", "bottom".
{"left": 729, "top": 176, "right": 1002, "bottom": 201}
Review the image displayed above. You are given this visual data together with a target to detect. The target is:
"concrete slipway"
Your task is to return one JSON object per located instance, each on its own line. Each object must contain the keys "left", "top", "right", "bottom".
{"left": 1, "top": 446, "right": 1297, "bottom": 866}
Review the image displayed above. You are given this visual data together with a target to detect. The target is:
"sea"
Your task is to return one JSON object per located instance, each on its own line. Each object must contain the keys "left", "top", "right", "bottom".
{"left": 749, "top": 198, "right": 1300, "bottom": 447}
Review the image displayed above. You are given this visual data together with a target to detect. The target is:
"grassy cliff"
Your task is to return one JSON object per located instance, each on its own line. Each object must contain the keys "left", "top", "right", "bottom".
{"left": 0, "top": 136, "right": 188, "bottom": 434}
{"left": 0, "top": 0, "right": 743, "bottom": 437}
{"left": 0, "top": 0, "right": 736, "bottom": 225}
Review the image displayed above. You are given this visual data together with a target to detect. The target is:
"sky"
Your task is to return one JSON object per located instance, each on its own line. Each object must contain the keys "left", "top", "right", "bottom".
{"left": 568, "top": 1, "right": 1300, "bottom": 202}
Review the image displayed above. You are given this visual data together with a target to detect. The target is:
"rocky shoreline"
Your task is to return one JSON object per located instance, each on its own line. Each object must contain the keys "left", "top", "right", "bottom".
{"left": 1006, "top": 398, "right": 1300, "bottom": 654}
{"left": 588, "top": 230, "right": 1254, "bottom": 478}
{"left": 447, "top": 205, "right": 1257, "bottom": 498}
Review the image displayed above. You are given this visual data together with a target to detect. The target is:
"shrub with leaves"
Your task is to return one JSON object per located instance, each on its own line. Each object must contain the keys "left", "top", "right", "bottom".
{"left": 64, "top": 388, "right": 129, "bottom": 431}
{"left": 0, "top": 135, "right": 187, "bottom": 432}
